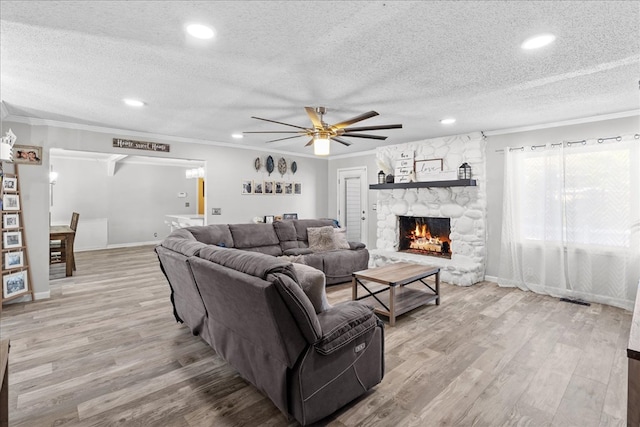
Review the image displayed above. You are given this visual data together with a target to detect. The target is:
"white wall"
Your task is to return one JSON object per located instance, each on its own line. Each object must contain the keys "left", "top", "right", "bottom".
{"left": 2, "top": 120, "right": 329, "bottom": 299}
{"left": 50, "top": 157, "right": 200, "bottom": 247}
{"left": 484, "top": 115, "right": 640, "bottom": 278}
{"left": 327, "top": 152, "right": 379, "bottom": 249}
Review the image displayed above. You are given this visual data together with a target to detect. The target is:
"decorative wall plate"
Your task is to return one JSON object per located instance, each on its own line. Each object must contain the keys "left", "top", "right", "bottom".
{"left": 254, "top": 157, "right": 261, "bottom": 172}
{"left": 291, "top": 161, "right": 297, "bottom": 174}
{"left": 266, "top": 155, "right": 274, "bottom": 176}
{"left": 278, "top": 157, "right": 287, "bottom": 176}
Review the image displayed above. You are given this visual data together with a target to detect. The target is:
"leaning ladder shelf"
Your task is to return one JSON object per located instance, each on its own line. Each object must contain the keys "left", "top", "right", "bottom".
{"left": 1, "top": 164, "right": 35, "bottom": 303}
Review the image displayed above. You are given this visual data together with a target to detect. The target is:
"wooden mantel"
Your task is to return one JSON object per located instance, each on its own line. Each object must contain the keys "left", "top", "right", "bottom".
{"left": 628, "top": 280, "right": 640, "bottom": 426}
{"left": 369, "top": 179, "right": 477, "bottom": 190}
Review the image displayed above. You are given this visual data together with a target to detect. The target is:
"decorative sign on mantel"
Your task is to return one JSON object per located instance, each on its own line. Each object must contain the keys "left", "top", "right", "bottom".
{"left": 112, "top": 138, "right": 170, "bottom": 152}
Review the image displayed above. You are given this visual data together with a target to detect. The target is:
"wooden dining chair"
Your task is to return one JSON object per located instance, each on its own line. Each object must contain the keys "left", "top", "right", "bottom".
{"left": 50, "top": 212, "right": 80, "bottom": 269}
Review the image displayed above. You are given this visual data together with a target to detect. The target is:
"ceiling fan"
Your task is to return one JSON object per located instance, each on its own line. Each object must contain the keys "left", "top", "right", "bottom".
{"left": 243, "top": 107, "right": 403, "bottom": 155}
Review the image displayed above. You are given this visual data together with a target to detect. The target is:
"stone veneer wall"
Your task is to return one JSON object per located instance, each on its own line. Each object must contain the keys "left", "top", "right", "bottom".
{"left": 372, "top": 132, "right": 487, "bottom": 286}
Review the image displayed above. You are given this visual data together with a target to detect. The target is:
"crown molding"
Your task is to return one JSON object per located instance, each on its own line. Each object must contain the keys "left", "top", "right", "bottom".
{"left": 2, "top": 113, "right": 323, "bottom": 160}
{"left": 483, "top": 110, "right": 640, "bottom": 136}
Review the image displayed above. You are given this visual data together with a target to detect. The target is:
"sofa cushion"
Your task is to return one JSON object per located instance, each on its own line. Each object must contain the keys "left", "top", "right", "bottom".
{"left": 273, "top": 220, "right": 298, "bottom": 251}
{"left": 229, "top": 223, "right": 282, "bottom": 256}
{"left": 160, "top": 237, "right": 208, "bottom": 257}
{"left": 308, "top": 226, "right": 338, "bottom": 252}
{"left": 186, "top": 224, "right": 234, "bottom": 247}
{"left": 333, "top": 228, "right": 351, "bottom": 249}
{"left": 314, "top": 301, "right": 378, "bottom": 355}
{"left": 271, "top": 273, "right": 322, "bottom": 343}
{"left": 291, "top": 263, "right": 332, "bottom": 314}
{"left": 199, "top": 245, "right": 292, "bottom": 280}
{"left": 284, "top": 248, "right": 313, "bottom": 256}
{"left": 292, "top": 219, "right": 336, "bottom": 244}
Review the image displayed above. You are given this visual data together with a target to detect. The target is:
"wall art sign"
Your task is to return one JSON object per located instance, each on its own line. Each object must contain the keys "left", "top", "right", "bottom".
{"left": 13, "top": 145, "right": 43, "bottom": 165}
{"left": 112, "top": 138, "right": 170, "bottom": 152}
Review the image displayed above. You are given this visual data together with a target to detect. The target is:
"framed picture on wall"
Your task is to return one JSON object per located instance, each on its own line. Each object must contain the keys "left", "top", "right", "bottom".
{"left": 294, "top": 183, "right": 302, "bottom": 195}
{"left": 3, "top": 214, "right": 19, "bottom": 229}
{"left": 275, "top": 182, "right": 284, "bottom": 194}
{"left": 264, "top": 181, "right": 274, "bottom": 195}
{"left": 3, "top": 270, "right": 28, "bottom": 298}
{"left": 2, "top": 194, "right": 19, "bottom": 210}
{"left": 13, "top": 145, "right": 43, "bottom": 165}
{"left": 3, "top": 231, "right": 22, "bottom": 248}
{"left": 284, "top": 182, "right": 293, "bottom": 195}
{"left": 4, "top": 251, "right": 24, "bottom": 269}
{"left": 1, "top": 177, "right": 17, "bottom": 192}
{"left": 254, "top": 182, "right": 263, "bottom": 194}
{"left": 283, "top": 213, "right": 298, "bottom": 220}
{"left": 241, "top": 180, "right": 253, "bottom": 194}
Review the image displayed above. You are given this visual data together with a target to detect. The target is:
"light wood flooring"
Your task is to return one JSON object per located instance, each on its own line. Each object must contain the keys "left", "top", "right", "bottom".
{"left": 0, "top": 246, "right": 632, "bottom": 426}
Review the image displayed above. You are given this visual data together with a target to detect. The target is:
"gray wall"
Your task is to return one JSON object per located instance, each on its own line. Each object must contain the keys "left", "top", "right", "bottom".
{"left": 1, "top": 120, "right": 329, "bottom": 299}
{"left": 484, "top": 115, "right": 640, "bottom": 278}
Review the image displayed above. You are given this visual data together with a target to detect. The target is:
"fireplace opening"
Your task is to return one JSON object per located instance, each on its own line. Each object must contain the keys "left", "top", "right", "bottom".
{"left": 398, "top": 216, "right": 451, "bottom": 259}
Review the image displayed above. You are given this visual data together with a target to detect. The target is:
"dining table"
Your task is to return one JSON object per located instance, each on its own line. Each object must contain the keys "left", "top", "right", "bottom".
{"left": 50, "top": 225, "right": 75, "bottom": 277}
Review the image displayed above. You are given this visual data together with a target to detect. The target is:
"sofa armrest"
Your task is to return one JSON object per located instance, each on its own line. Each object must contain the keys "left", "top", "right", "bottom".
{"left": 348, "top": 241, "right": 366, "bottom": 250}
{"left": 314, "top": 301, "right": 379, "bottom": 355}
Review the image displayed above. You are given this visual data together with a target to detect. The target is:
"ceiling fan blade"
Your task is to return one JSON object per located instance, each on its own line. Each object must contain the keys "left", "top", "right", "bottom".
{"left": 342, "top": 124, "right": 403, "bottom": 132}
{"left": 305, "top": 107, "right": 323, "bottom": 129}
{"left": 266, "top": 135, "right": 305, "bottom": 143}
{"left": 251, "top": 116, "right": 308, "bottom": 130}
{"left": 243, "top": 131, "right": 304, "bottom": 134}
{"left": 331, "top": 111, "right": 379, "bottom": 129}
{"left": 305, "top": 138, "right": 314, "bottom": 147}
{"left": 341, "top": 133, "right": 388, "bottom": 140}
{"left": 331, "top": 136, "right": 352, "bottom": 146}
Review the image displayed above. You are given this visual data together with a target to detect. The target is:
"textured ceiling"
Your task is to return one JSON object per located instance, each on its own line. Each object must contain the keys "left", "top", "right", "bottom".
{"left": 1, "top": 1, "right": 639, "bottom": 156}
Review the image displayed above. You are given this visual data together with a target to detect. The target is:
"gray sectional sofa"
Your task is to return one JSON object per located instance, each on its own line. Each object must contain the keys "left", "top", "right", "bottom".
{"left": 155, "top": 219, "right": 383, "bottom": 425}
{"left": 184, "top": 219, "right": 369, "bottom": 285}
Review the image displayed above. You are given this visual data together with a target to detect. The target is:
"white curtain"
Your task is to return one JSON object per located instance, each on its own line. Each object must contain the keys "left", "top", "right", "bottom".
{"left": 498, "top": 135, "right": 640, "bottom": 310}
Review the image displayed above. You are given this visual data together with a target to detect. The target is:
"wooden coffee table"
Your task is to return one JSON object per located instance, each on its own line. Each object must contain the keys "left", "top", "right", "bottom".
{"left": 352, "top": 262, "right": 440, "bottom": 326}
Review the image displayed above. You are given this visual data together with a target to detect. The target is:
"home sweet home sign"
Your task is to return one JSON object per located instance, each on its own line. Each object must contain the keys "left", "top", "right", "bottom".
{"left": 112, "top": 138, "right": 170, "bottom": 152}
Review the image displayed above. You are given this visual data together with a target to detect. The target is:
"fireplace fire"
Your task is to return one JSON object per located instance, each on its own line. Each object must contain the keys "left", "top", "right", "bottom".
{"left": 398, "top": 216, "right": 451, "bottom": 259}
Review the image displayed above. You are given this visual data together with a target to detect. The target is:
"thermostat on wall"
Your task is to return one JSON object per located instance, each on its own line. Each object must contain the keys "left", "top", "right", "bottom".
{"left": 178, "top": 192, "right": 187, "bottom": 198}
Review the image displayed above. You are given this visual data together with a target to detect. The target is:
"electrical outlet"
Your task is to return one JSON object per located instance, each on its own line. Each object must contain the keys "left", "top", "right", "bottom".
{"left": 185, "top": 202, "right": 190, "bottom": 207}
{"left": 212, "top": 208, "right": 222, "bottom": 215}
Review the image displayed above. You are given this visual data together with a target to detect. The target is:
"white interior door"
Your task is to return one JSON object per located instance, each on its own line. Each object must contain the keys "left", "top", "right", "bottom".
{"left": 338, "top": 167, "right": 368, "bottom": 244}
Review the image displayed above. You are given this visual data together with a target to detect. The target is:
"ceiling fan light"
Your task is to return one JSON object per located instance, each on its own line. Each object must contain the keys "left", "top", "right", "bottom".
{"left": 314, "top": 136, "right": 331, "bottom": 156}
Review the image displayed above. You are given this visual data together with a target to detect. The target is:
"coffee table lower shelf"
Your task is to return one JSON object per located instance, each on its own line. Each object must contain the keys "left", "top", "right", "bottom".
{"left": 356, "top": 287, "right": 439, "bottom": 323}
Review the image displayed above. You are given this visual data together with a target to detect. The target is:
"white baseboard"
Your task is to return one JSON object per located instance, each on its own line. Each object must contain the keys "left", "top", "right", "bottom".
{"left": 34, "top": 291, "right": 51, "bottom": 300}
{"left": 77, "top": 240, "right": 161, "bottom": 252}
{"left": 484, "top": 275, "right": 498, "bottom": 283}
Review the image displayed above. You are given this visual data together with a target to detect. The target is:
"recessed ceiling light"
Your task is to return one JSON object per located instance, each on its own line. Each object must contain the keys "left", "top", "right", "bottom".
{"left": 123, "top": 98, "right": 145, "bottom": 107}
{"left": 186, "top": 24, "right": 215, "bottom": 40}
{"left": 440, "top": 118, "right": 456, "bottom": 125}
{"left": 231, "top": 133, "right": 243, "bottom": 139}
{"left": 521, "top": 33, "right": 556, "bottom": 50}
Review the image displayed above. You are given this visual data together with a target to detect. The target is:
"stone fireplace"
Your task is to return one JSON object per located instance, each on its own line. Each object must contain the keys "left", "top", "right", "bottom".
{"left": 398, "top": 216, "right": 451, "bottom": 258}
{"left": 370, "top": 132, "right": 487, "bottom": 286}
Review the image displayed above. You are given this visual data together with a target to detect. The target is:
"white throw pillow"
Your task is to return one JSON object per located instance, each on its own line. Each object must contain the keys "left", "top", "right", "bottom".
{"left": 333, "top": 227, "right": 350, "bottom": 249}
{"left": 307, "top": 226, "right": 338, "bottom": 252}
{"left": 291, "top": 263, "right": 332, "bottom": 313}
